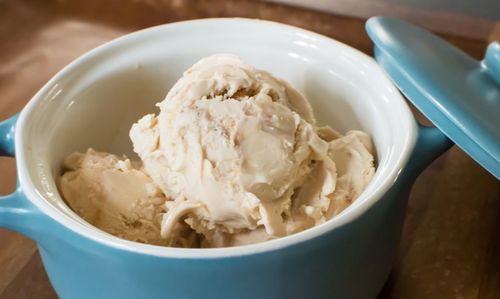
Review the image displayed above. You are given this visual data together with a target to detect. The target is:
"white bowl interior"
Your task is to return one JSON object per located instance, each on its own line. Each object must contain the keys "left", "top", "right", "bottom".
{"left": 18, "top": 19, "right": 416, "bottom": 256}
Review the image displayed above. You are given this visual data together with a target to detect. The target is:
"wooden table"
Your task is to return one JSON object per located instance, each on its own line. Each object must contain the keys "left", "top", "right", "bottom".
{"left": 0, "top": 1, "right": 499, "bottom": 298}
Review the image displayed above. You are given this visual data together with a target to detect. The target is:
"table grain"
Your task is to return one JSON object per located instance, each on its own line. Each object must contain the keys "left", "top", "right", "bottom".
{"left": 0, "top": 1, "right": 499, "bottom": 298}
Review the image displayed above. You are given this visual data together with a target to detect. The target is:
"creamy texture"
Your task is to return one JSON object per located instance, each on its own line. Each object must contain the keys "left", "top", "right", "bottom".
{"left": 129, "top": 54, "right": 375, "bottom": 247}
{"left": 60, "top": 54, "right": 376, "bottom": 248}
{"left": 59, "top": 149, "right": 198, "bottom": 247}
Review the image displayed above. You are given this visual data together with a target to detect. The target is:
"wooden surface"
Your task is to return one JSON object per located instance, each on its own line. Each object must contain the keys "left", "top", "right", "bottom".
{"left": 0, "top": 1, "right": 499, "bottom": 298}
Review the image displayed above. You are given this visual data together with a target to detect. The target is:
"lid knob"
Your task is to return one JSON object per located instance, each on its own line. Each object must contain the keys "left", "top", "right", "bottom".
{"left": 483, "top": 42, "right": 500, "bottom": 86}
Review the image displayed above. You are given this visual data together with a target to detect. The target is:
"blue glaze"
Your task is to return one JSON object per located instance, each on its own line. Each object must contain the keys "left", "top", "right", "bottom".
{"left": 366, "top": 17, "right": 500, "bottom": 179}
{"left": 0, "top": 188, "right": 49, "bottom": 241}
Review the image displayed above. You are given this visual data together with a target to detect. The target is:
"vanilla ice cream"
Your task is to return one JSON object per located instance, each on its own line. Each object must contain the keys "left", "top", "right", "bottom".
{"left": 130, "top": 54, "right": 375, "bottom": 247}
{"left": 60, "top": 54, "right": 376, "bottom": 248}
{"left": 59, "top": 149, "right": 198, "bottom": 247}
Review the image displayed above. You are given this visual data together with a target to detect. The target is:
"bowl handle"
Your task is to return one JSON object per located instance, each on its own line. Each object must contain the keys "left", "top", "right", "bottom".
{"left": 0, "top": 114, "right": 46, "bottom": 239}
{"left": 404, "top": 122, "right": 453, "bottom": 179}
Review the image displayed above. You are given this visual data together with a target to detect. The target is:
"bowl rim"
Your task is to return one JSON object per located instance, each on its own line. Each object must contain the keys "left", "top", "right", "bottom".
{"left": 15, "top": 17, "right": 417, "bottom": 258}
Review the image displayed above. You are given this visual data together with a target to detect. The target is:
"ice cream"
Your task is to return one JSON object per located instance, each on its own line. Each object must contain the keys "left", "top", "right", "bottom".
{"left": 59, "top": 54, "right": 376, "bottom": 248}
{"left": 59, "top": 149, "right": 198, "bottom": 247}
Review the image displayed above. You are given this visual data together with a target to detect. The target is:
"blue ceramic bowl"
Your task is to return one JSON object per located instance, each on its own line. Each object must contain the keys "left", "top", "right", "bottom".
{"left": 0, "top": 19, "right": 451, "bottom": 299}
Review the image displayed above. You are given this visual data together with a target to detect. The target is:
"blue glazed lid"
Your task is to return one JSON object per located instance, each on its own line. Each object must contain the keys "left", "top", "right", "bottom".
{"left": 366, "top": 16, "right": 500, "bottom": 179}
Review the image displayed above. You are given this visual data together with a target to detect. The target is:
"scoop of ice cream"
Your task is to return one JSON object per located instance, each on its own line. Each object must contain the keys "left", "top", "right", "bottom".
{"left": 59, "top": 149, "right": 197, "bottom": 247}
{"left": 130, "top": 54, "right": 375, "bottom": 246}
{"left": 285, "top": 130, "right": 376, "bottom": 234}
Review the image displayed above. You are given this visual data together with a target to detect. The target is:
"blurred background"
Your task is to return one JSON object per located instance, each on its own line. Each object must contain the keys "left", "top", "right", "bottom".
{"left": 0, "top": 1, "right": 499, "bottom": 298}
{"left": 273, "top": 0, "right": 500, "bottom": 40}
